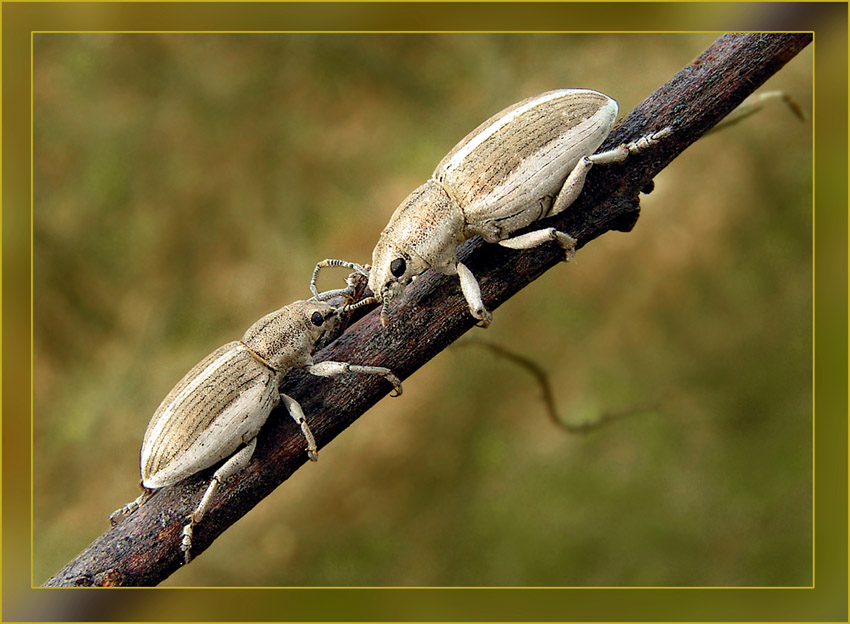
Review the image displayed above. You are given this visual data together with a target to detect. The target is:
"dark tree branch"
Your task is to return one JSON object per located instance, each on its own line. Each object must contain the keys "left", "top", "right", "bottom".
{"left": 44, "top": 32, "right": 811, "bottom": 587}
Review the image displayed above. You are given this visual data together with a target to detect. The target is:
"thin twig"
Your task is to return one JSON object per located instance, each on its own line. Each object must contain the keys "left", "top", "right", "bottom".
{"left": 707, "top": 89, "right": 807, "bottom": 134}
{"left": 455, "top": 338, "right": 565, "bottom": 429}
{"left": 454, "top": 338, "right": 664, "bottom": 432}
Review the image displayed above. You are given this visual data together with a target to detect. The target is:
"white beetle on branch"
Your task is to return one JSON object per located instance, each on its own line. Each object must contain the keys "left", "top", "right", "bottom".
{"left": 312, "top": 89, "right": 671, "bottom": 327}
{"left": 109, "top": 296, "right": 402, "bottom": 563}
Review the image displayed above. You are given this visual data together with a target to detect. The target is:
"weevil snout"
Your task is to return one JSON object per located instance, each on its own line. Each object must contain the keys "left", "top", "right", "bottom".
{"left": 373, "top": 278, "right": 408, "bottom": 326}
{"left": 379, "top": 285, "right": 394, "bottom": 327}
{"left": 369, "top": 242, "right": 419, "bottom": 327}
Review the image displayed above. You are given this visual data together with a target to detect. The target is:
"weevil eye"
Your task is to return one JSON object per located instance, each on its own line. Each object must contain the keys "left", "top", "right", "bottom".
{"left": 310, "top": 311, "right": 324, "bottom": 327}
{"left": 390, "top": 257, "right": 406, "bottom": 278}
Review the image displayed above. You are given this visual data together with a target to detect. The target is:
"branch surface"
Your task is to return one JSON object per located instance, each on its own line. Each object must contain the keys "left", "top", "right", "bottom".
{"left": 44, "top": 32, "right": 812, "bottom": 587}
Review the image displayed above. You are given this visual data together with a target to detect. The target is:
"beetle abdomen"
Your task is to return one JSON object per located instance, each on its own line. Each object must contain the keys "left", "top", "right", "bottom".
{"left": 434, "top": 89, "right": 618, "bottom": 231}
{"left": 141, "top": 342, "right": 278, "bottom": 488}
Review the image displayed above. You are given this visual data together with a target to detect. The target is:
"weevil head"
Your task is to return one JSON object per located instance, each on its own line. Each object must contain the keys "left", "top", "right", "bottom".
{"left": 242, "top": 300, "right": 341, "bottom": 370}
{"left": 369, "top": 181, "right": 465, "bottom": 326}
{"left": 302, "top": 300, "right": 343, "bottom": 341}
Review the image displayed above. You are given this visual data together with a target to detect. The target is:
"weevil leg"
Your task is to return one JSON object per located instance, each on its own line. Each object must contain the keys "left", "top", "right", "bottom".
{"left": 279, "top": 392, "right": 319, "bottom": 461}
{"left": 456, "top": 261, "right": 492, "bottom": 328}
{"left": 549, "top": 127, "right": 673, "bottom": 217}
{"left": 498, "top": 228, "right": 577, "bottom": 262}
{"left": 109, "top": 485, "right": 155, "bottom": 526}
{"left": 310, "top": 259, "right": 370, "bottom": 300}
{"left": 182, "top": 437, "right": 258, "bottom": 564}
{"left": 587, "top": 127, "right": 673, "bottom": 166}
{"left": 305, "top": 360, "right": 403, "bottom": 397}
{"left": 549, "top": 155, "right": 596, "bottom": 216}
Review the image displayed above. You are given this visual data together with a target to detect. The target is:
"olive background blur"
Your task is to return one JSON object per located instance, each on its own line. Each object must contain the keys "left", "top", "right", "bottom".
{"left": 34, "top": 34, "right": 812, "bottom": 587}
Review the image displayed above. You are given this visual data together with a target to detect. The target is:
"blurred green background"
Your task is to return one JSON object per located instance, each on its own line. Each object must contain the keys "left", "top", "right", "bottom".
{"left": 33, "top": 33, "right": 812, "bottom": 588}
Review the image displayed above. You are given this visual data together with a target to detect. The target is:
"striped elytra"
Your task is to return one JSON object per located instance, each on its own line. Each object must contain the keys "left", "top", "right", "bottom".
{"left": 435, "top": 89, "right": 617, "bottom": 227}
{"left": 140, "top": 342, "right": 279, "bottom": 488}
{"left": 138, "top": 300, "right": 335, "bottom": 489}
{"left": 110, "top": 297, "right": 402, "bottom": 563}
{"left": 363, "top": 88, "right": 632, "bottom": 327}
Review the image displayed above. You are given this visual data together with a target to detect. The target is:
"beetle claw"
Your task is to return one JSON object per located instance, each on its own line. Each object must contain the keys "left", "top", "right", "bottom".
{"left": 474, "top": 309, "right": 493, "bottom": 328}
{"left": 386, "top": 374, "right": 403, "bottom": 397}
{"left": 181, "top": 518, "right": 195, "bottom": 564}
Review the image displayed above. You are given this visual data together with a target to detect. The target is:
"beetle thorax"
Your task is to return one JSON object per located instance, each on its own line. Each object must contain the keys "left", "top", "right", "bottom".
{"left": 369, "top": 180, "right": 465, "bottom": 302}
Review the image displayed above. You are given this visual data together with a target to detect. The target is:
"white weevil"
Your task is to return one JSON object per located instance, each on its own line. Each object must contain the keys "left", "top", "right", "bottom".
{"left": 311, "top": 89, "right": 671, "bottom": 327}
{"left": 109, "top": 297, "right": 402, "bottom": 563}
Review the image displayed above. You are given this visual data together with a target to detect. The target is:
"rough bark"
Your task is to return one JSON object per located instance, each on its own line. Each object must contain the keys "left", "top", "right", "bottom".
{"left": 44, "top": 32, "right": 812, "bottom": 587}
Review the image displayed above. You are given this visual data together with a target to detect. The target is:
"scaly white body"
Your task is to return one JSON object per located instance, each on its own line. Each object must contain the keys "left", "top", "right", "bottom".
{"left": 312, "top": 89, "right": 670, "bottom": 326}
{"left": 110, "top": 299, "right": 402, "bottom": 564}
{"left": 140, "top": 343, "right": 279, "bottom": 488}
{"left": 435, "top": 89, "right": 618, "bottom": 238}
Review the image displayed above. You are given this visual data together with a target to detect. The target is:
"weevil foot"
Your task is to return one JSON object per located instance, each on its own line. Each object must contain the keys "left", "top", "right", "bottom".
{"left": 473, "top": 307, "right": 493, "bottom": 329}
{"left": 386, "top": 372, "right": 403, "bottom": 397}
{"left": 624, "top": 126, "right": 673, "bottom": 155}
{"left": 109, "top": 486, "right": 153, "bottom": 525}
{"left": 108, "top": 505, "right": 134, "bottom": 526}
{"left": 181, "top": 517, "right": 195, "bottom": 564}
{"left": 554, "top": 231, "right": 577, "bottom": 262}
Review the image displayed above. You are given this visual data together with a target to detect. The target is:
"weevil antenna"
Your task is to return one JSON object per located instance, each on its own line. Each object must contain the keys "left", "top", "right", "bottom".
{"left": 379, "top": 286, "right": 393, "bottom": 326}
{"left": 312, "top": 286, "right": 354, "bottom": 302}
{"left": 310, "top": 259, "right": 371, "bottom": 299}
{"left": 341, "top": 296, "right": 378, "bottom": 314}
